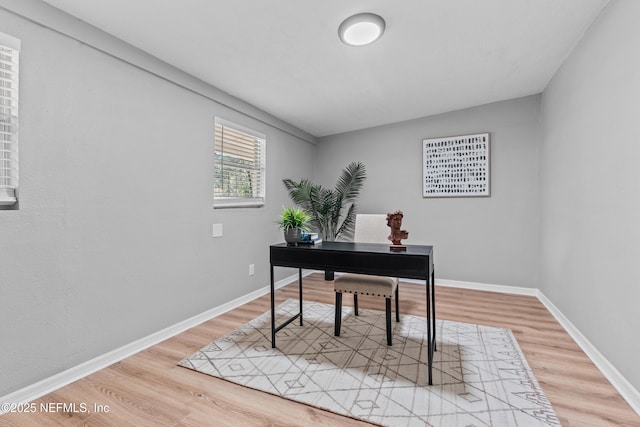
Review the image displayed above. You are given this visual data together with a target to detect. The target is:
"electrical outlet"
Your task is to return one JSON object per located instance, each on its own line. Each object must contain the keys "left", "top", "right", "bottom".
{"left": 212, "top": 223, "right": 223, "bottom": 237}
{"left": 249, "top": 264, "right": 255, "bottom": 276}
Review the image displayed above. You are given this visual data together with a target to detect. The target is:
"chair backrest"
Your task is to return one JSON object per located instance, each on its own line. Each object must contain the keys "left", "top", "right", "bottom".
{"left": 354, "top": 214, "right": 389, "bottom": 244}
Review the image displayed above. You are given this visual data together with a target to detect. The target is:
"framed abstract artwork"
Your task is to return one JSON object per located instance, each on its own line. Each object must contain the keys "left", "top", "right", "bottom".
{"left": 422, "top": 133, "right": 490, "bottom": 197}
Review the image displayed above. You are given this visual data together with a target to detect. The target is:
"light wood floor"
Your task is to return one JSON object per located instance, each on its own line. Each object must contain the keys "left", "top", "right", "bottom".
{"left": 1, "top": 273, "right": 639, "bottom": 426}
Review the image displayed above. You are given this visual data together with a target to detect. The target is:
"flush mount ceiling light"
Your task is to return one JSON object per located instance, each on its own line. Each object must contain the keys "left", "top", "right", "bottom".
{"left": 338, "top": 13, "right": 386, "bottom": 46}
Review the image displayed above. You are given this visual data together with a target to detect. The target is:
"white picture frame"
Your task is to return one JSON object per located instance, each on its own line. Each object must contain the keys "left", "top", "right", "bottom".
{"left": 422, "top": 133, "right": 490, "bottom": 198}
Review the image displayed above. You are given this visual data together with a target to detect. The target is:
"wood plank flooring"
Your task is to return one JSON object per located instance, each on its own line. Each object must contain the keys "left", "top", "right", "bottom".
{"left": 1, "top": 273, "right": 639, "bottom": 426}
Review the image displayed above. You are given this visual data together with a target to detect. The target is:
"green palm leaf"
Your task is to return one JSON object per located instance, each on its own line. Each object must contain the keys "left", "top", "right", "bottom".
{"left": 336, "top": 161, "right": 366, "bottom": 203}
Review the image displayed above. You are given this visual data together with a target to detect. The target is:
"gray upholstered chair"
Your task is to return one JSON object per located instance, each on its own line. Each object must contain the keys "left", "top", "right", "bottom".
{"left": 334, "top": 214, "right": 400, "bottom": 345}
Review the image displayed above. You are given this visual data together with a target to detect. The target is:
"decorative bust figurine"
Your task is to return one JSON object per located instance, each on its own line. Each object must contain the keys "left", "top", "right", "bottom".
{"left": 387, "top": 210, "right": 409, "bottom": 247}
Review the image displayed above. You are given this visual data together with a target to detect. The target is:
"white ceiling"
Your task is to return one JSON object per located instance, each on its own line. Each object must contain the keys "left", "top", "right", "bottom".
{"left": 42, "top": 0, "right": 609, "bottom": 137}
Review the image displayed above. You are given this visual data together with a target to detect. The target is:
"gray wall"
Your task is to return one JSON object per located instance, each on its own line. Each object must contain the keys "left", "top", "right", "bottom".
{"left": 0, "top": 2, "right": 315, "bottom": 396}
{"left": 540, "top": 0, "right": 640, "bottom": 389}
{"left": 3, "top": 0, "right": 639, "bottom": 400}
{"left": 316, "top": 96, "right": 542, "bottom": 288}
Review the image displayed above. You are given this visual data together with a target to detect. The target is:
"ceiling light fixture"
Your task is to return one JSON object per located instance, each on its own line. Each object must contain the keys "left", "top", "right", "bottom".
{"left": 338, "top": 13, "right": 386, "bottom": 46}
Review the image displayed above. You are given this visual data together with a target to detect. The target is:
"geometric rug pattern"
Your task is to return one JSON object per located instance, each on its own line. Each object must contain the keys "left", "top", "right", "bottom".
{"left": 180, "top": 299, "right": 561, "bottom": 427}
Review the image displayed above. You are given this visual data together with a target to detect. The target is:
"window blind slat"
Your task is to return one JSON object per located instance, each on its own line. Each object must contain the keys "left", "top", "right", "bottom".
{"left": 215, "top": 147, "right": 260, "bottom": 161}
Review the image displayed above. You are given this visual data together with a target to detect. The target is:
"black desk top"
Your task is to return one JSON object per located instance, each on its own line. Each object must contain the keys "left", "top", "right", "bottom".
{"left": 271, "top": 241, "right": 433, "bottom": 256}
{"left": 270, "top": 241, "right": 433, "bottom": 280}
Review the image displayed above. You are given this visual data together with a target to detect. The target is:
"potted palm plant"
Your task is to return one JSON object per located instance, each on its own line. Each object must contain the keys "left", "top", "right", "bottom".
{"left": 283, "top": 161, "right": 366, "bottom": 242}
{"left": 283, "top": 161, "right": 366, "bottom": 279}
{"left": 276, "top": 206, "right": 311, "bottom": 245}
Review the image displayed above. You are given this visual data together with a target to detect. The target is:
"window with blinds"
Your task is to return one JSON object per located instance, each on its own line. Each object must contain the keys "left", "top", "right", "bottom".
{"left": 214, "top": 119, "right": 266, "bottom": 208}
{"left": 0, "top": 32, "right": 19, "bottom": 207}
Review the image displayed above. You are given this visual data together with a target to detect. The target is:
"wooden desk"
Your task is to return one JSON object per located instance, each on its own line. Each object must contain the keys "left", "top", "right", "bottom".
{"left": 269, "top": 241, "right": 436, "bottom": 385}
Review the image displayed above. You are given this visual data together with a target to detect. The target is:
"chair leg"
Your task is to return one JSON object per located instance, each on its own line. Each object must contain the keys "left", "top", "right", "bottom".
{"left": 385, "top": 298, "right": 392, "bottom": 346}
{"left": 335, "top": 292, "right": 342, "bottom": 336}
{"left": 395, "top": 286, "right": 400, "bottom": 322}
{"left": 353, "top": 293, "right": 359, "bottom": 316}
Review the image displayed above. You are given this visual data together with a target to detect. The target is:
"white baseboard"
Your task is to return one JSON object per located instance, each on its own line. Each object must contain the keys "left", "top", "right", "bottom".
{"left": 0, "top": 270, "right": 313, "bottom": 411}
{"left": 535, "top": 291, "right": 640, "bottom": 415}
{"left": 3, "top": 272, "right": 639, "bottom": 417}
{"left": 434, "top": 277, "right": 540, "bottom": 297}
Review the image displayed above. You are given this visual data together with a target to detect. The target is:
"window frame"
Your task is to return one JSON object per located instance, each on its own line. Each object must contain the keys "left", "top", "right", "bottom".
{"left": 0, "top": 31, "right": 19, "bottom": 208}
{"left": 213, "top": 118, "right": 266, "bottom": 209}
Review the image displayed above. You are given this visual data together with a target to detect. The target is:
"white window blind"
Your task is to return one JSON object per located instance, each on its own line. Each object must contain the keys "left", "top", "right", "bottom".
{"left": 0, "top": 32, "right": 19, "bottom": 206}
{"left": 214, "top": 119, "right": 265, "bottom": 208}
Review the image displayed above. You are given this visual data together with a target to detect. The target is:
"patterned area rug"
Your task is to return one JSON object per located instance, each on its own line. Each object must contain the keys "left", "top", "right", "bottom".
{"left": 180, "top": 299, "right": 560, "bottom": 427}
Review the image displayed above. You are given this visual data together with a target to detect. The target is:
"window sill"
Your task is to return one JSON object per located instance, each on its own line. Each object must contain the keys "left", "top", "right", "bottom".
{"left": 0, "top": 199, "right": 18, "bottom": 210}
{"left": 214, "top": 202, "right": 264, "bottom": 209}
{"left": 0, "top": 194, "right": 17, "bottom": 206}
